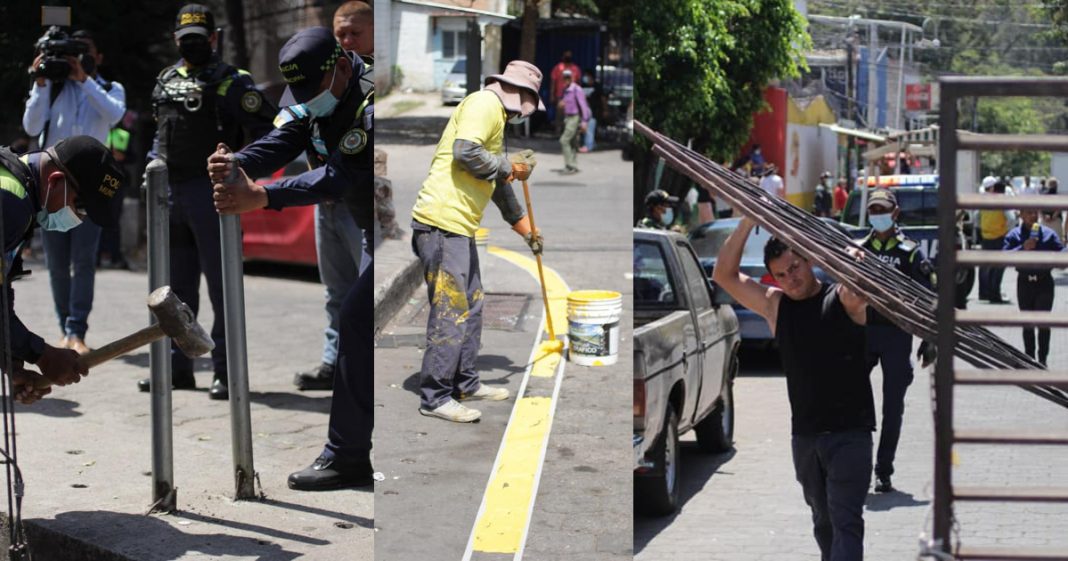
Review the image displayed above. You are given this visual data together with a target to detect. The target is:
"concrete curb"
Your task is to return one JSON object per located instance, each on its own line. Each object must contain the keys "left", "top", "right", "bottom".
{"left": 3, "top": 516, "right": 132, "bottom": 561}
{"left": 373, "top": 237, "right": 422, "bottom": 333}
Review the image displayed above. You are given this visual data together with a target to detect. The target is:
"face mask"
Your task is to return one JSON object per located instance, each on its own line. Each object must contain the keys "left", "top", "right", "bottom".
{"left": 869, "top": 213, "right": 894, "bottom": 233}
{"left": 36, "top": 177, "right": 82, "bottom": 232}
{"left": 660, "top": 208, "right": 674, "bottom": 226}
{"left": 178, "top": 37, "right": 213, "bottom": 66}
{"left": 304, "top": 65, "right": 341, "bottom": 117}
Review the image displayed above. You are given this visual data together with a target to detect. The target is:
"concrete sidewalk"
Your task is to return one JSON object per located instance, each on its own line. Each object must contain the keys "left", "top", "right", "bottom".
{"left": 1, "top": 261, "right": 372, "bottom": 560}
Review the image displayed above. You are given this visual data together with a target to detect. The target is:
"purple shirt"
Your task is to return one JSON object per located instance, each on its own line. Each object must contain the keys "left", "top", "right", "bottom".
{"left": 561, "top": 82, "right": 591, "bottom": 122}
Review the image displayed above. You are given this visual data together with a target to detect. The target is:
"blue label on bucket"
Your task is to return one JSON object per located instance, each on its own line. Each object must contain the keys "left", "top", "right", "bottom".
{"left": 568, "top": 320, "right": 619, "bottom": 357}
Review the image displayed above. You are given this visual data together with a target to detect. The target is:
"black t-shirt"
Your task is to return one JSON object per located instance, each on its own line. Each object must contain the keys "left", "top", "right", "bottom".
{"left": 774, "top": 282, "right": 875, "bottom": 435}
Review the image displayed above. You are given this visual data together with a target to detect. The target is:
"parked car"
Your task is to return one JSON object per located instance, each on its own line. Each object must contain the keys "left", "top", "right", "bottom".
{"left": 841, "top": 180, "right": 974, "bottom": 308}
{"left": 241, "top": 158, "right": 318, "bottom": 267}
{"left": 633, "top": 229, "right": 740, "bottom": 516}
{"left": 441, "top": 59, "right": 476, "bottom": 105}
{"left": 689, "top": 217, "right": 847, "bottom": 345}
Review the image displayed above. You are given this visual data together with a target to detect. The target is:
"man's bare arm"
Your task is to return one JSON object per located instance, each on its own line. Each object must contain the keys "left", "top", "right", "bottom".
{"left": 711, "top": 217, "right": 781, "bottom": 330}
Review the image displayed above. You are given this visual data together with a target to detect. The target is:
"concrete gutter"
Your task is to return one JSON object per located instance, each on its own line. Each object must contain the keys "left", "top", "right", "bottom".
{"left": 373, "top": 236, "right": 422, "bottom": 333}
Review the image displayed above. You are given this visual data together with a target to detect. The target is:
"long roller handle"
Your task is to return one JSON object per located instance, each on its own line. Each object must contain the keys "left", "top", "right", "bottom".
{"left": 521, "top": 179, "right": 556, "bottom": 340}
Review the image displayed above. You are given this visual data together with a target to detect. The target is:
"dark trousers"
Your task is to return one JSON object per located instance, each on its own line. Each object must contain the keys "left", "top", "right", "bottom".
{"left": 168, "top": 175, "right": 226, "bottom": 377}
{"left": 1017, "top": 272, "right": 1054, "bottom": 364}
{"left": 412, "top": 225, "right": 484, "bottom": 409}
{"left": 979, "top": 236, "right": 1007, "bottom": 300}
{"left": 792, "top": 431, "right": 872, "bottom": 561}
{"left": 324, "top": 242, "right": 373, "bottom": 462}
{"left": 866, "top": 325, "right": 914, "bottom": 479}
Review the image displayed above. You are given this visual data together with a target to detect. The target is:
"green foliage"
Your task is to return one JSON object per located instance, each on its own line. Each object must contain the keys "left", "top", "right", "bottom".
{"left": 634, "top": 0, "right": 811, "bottom": 160}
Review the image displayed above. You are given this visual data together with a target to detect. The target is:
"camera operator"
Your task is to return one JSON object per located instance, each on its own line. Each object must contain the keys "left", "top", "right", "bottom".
{"left": 22, "top": 29, "right": 126, "bottom": 356}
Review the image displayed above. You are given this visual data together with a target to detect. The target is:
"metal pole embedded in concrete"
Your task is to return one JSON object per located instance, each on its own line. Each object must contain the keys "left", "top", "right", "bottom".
{"left": 145, "top": 159, "right": 176, "bottom": 512}
{"left": 219, "top": 214, "right": 255, "bottom": 499}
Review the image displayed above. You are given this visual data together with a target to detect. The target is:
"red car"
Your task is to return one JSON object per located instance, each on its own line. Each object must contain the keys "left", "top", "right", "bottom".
{"left": 241, "top": 160, "right": 318, "bottom": 266}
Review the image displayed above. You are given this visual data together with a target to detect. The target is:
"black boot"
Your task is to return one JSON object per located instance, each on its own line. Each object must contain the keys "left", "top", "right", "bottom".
{"left": 209, "top": 373, "right": 229, "bottom": 400}
{"left": 138, "top": 371, "right": 196, "bottom": 392}
{"left": 293, "top": 362, "right": 335, "bottom": 391}
{"left": 288, "top": 454, "right": 373, "bottom": 491}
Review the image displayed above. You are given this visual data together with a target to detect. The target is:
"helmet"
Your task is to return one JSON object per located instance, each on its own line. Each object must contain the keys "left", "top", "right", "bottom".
{"left": 981, "top": 176, "right": 997, "bottom": 191}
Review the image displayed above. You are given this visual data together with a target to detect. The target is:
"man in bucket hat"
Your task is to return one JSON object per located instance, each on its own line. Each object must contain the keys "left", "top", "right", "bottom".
{"left": 409, "top": 60, "right": 544, "bottom": 423}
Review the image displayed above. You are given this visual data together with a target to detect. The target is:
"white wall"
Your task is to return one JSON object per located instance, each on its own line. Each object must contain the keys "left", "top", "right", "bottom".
{"left": 375, "top": 0, "right": 392, "bottom": 92}
{"left": 784, "top": 123, "right": 838, "bottom": 200}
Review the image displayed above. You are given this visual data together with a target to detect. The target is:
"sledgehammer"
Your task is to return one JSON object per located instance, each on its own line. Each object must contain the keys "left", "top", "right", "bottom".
{"left": 36, "top": 286, "right": 214, "bottom": 387}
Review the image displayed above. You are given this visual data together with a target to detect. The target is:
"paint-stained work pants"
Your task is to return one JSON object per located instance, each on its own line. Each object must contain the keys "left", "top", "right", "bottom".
{"left": 412, "top": 221, "right": 485, "bottom": 409}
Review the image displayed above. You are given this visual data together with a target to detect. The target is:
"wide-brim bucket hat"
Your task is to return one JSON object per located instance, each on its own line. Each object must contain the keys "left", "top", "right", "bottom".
{"left": 484, "top": 60, "right": 546, "bottom": 117}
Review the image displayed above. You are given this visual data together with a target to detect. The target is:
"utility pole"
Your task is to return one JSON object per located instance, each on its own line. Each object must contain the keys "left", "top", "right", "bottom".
{"left": 868, "top": 23, "right": 878, "bottom": 129}
{"left": 846, "top": 32, "right": 857, "bottom": 190}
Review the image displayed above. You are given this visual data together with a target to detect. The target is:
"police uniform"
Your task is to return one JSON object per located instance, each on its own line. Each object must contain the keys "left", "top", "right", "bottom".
{"left": 148, "top": 54, "right": 275, "bottom": 393}
{"left": 635, "top": 216, "right": 665, "bottom": 229}
{"left": 1003, "top": 222, "right": 1064, "bottom": 364}
{"left": 231, "top": 28, "right": 373, "bottom": 487}
{"left": 859, "top": 227, "right": 932, "bottom": 486}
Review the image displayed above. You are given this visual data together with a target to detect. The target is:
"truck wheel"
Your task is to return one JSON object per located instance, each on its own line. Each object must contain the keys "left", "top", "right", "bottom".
{"left": 695, "top": 356, "right": 736, "bottom": 453}
{"left": 635, "top": 405, "right": 680, "bottom": 516}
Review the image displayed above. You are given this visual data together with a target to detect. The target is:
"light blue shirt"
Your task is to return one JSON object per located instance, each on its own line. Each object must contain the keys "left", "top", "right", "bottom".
{"left": 22, "top": 76, "right": 126, "bottom": 149}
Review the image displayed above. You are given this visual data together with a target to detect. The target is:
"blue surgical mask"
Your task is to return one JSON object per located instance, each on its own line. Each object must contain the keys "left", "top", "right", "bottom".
{"left": 36, "top": 177, "right": 82, "bottom": 232}
{"left": 869, "top": 213, "right": 894, "bottom": 233}
{"left": 304, "top": 65, "right": 341, "bottom": 118}
{"left": 661, "top": 208, "right": 674, "bottom": 226}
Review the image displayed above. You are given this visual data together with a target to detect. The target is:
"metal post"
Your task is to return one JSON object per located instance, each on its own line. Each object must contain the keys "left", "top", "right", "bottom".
{"left": 934, "top": 82, "right": 959, "bottom": 553}
{"left": 868, "top": 23, "right": 878, "bottom": 128}
{"left": 145, "top": 159, "right": 175, "bottom": 512}
{"left": 219, "top": 214, "right": 255, "bottom": 499}
{"left": 897, "top": 27, "right": 906, "bottom": 130}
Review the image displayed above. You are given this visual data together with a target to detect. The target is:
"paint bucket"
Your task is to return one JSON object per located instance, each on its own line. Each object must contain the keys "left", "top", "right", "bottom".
{"left": 566, "top": 290, "right": 623, "bottom": 366}
{"left": 475, "top": 227, "right": 489, "bottom": 290}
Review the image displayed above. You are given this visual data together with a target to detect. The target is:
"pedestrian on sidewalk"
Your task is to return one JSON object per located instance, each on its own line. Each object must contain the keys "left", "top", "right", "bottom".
{"left": 409, "top": 60, "right": 544, "bottom": 423}
{"left": 979, "top": 178, "right": 1014, "bottom": 303}
{"left": 1041, "top": 177, "right": 1064, "bottom": 242}
{"left": 557, "top": 69, "right": 590, "bottom": 175}
{"left": 22, "top": 28, "right": 126, "bottom": 356}
{"left": 208, "top": 26, "right": 374, "bottom": 490}
{"left": 292, "top": 0, "right": 374, "bottom": 391}
{"left": 550, "top": 51, "right": 581, "bottom": 134}
{"left": 1004, "top": 208, "right": 1063, "bottom": 365}
{"left": 0, "top": 136, "right": 125, "bottom": 403}
{"left": 858, "top": 189, "right": 935, "bottom": 494}
{"left": 759, "top": 164, "right": 784, "bottom": 199}
{"left": 813, "top": 171, "right": 832, "bottom": 217}
{"left": 139, "top": 4, "right": 276, "bottom": 400}
{"left": 713, "top": 217, "right": 875, "bottom": 561}
{"left": 833, "top": 176, "right": 848, "bottom": 219}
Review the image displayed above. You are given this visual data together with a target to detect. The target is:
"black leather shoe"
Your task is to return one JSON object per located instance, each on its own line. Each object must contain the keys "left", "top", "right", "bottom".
{"left": 209, "top": 376, "right": 229, "bottom": 400}
{"left": 294, "top": 363, "right": 335, "bottom": 391}
{"left": 288, "top": 455, "right": 373, "bottom": 491}
{"left": 874, "top": 475, "right": 894, "bottom": 493}
{"left": 137, "top": 372, "right": 196, "bottom": 393}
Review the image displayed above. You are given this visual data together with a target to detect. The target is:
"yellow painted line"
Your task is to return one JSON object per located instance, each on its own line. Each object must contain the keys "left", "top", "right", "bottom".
{"left": 462, "top": 246, "right": 569, "bottom": 559}
{"left": 471, "top": 396, "right": 552, "bottom": 552}
{"left": 489, "top": 246, "right": 568, "bottom": 344}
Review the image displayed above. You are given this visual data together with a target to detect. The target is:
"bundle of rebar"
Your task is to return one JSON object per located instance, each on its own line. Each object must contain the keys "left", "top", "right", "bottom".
{"left": 636, "top": 120, "right": 1068, "bottom": 409}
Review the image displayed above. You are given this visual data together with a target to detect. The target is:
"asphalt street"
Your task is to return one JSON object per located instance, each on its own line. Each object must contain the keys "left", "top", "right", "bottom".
{"left": 375, "top": 95, "right": 633, "bottom": 561}
{"left": 634, "top": 267, "right": 1068, "bottom": 560}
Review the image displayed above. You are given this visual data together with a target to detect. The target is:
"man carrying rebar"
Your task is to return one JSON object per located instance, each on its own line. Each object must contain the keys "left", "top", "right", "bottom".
{"left": 858, "top": 189, "right": 934, "bottom": 494}
{"left": 1004, "top": 207, "right": 1063, "bottom": 366}
{"left": 713, "top": 216, "right": 874, "bottom": 561}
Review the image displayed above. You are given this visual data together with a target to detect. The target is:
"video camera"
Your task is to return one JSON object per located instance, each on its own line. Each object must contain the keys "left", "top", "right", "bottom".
{"left": 31, "top": 25, "right": 89, "bottom": 82}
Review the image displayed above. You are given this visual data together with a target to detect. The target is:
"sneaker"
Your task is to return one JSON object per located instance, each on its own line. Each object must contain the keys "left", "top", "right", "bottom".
{"left": 578, "top": 146, "right": 590, "bottom": 153}
{"left": 561, "top": 166, "right": 580, "bottom": 175}
{"left": 419, "top": 399, "right": 481, "bottom": 423}
{"left": 458, "top": 385, "right": 510, "bottom": 402}
{"left": 294, "top": 362, "right": 335, "bottom": 391}
{"left": 874, "top": 475, "right": 894, "bottom": 493}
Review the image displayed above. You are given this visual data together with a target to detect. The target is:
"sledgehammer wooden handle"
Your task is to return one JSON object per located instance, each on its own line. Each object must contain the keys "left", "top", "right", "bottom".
{"left": 77, "top": 324, "right": 166, "bottom": 370}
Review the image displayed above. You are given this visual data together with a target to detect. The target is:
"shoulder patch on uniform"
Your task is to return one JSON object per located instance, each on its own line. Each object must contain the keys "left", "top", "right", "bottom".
{"left": 340, "top": 127, "right": 368, "bottom": 155}
{"left": 898, "top": 236, "right": 918, "bottom": 252}
{"left": 241, "top": 91, "right": 262, "bottom": 113}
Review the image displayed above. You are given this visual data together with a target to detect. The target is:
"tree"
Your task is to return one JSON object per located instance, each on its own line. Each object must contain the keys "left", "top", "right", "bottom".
{"left": 519, "top": 0, "right": 540, "bottom": 63}
{"left": 634, "top": 0, "right": 811, "bottom": 160}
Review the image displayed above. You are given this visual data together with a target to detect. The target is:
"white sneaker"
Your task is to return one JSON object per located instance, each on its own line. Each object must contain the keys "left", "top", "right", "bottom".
{"left": 419, "top": 399, "right": 481, "bottom": 423}
{"left": 459, "top": 385, "right": 510, "bottom": 402}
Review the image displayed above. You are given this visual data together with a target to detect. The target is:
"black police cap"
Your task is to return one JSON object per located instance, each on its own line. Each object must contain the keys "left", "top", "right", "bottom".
{"left": 645, "top": 189, "right": 679, "bottom": 207}
{"left": 277, "top": 27, "right": 344, "bottom": 106}
{"left": 175, "top": 4, "right": 214, "bottom": 38}
{"left": 48, "top": 136, "right": 124, "bottom": 228}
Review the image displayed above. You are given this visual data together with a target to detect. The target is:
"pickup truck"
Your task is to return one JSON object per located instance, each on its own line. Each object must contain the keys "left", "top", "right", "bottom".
{"left": 633, "top": 229, "right": 741, "bottom": 516}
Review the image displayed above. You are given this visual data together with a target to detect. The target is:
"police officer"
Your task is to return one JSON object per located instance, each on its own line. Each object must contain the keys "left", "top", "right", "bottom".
{"left": 139, "top": 4, "right": 276, "bottom": 399}
{"left": 1004, "top": 208, "right": 1063, "bottom": 366}
{"left": 206, "top": 26, "right": 373, "bottom": 490}
{"left": 859, "top": 189, "right": 934, "bottom": 493}
{"left": 0, "top": 136, "right": 125, "bottom": 403}
{"left": 637, "top": 189, "right": 678, "bottom": 229}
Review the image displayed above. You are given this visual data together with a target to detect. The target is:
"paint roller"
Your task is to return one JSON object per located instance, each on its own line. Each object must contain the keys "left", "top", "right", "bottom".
{"left": 520, "top": 179, "right": 565, "bottom": 355}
